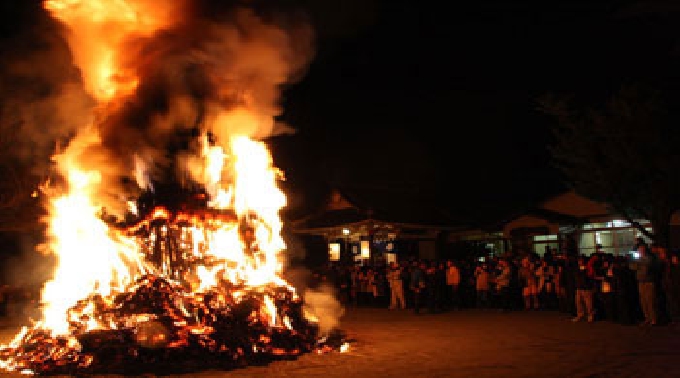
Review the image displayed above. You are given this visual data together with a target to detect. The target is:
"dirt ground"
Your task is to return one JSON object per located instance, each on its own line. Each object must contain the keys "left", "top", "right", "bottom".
{"left": 1, "top": 308, "right": 680, "bottom": 378}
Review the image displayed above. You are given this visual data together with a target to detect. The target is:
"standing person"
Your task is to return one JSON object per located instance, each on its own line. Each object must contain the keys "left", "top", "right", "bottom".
{"left": 366, "top": 268, "right": 378, "bottom": 307}
{"left": 337, "top": 265, "right": 353, "bottom": 306}
{"left": 536, "top": 259, "right": 557, "bottom": 310}
{"left": 668, "top": 253, "right": 680, "bottom": 321}
{"left": 436, "top": 262, "right": 448, "bottom": 311}
{"left": 588, "top": 251, "right": 606, "bottom": 320}
{"left": 357, "top": 267, "right": 370, "bottom": 306}
{"left": 634, "top": 237, "right": 648, "bottom": 251}
{"left": 561, "top": 254, "right": 578, "bottom": 316}
{"left": 496, "top": 259, "right": 513, "bottom": 312}
{"left": 350, "top": 266, "right": 360, "bottom": 307}
{"left": 446, "top": 260, "right": 461, "bottom": 310}
{"left": 613, "top": 255, "right": 637, "bottom": 325}
{"left": 374, "top": 267, "right": 389, "bottom": 307}
{"left": 410, "top": 261, "right": 427, "bottom": 314}
{"left": 554, "top": 258, "right": 568, "bottom": 313}
{"left": 426, "top": 263, "right": 440, "bottom": 313}
{"left": 474, "top": 262, "right": 491, "bottom": 308}
{"left": 402, "top": 262, "right": 413, "bottom": 308}
{"left": 387, "top": 262, "right": 406, "bottom": 310}
{"left": 629, "top": 244, "right": 660, "bottom": 325}
{"left": 519, "top": 257, "right": 539, "bottom": 310}
{"left": 600, "top": 255, "right": 617, "bottom": 321}
{"left": 654, "top": 244, "right": 672, "bottom": 324}
{"left": 572, "top": 255, "right": 596, "bottom": 322}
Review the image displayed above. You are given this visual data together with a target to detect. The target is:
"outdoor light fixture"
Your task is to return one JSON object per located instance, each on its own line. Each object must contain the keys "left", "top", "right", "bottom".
{"left": 342, "top": 228, "right": 350, "bottom": 235}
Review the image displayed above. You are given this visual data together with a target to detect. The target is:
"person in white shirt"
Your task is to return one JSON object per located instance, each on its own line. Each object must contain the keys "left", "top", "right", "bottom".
{"left": 387, "top": 262, "right": 406, "bottom": 310}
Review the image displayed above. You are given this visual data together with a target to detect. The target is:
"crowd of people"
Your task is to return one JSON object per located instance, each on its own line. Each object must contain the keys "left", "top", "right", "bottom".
{"left": 314, "top": 239, "right": 680, "bottom": 326}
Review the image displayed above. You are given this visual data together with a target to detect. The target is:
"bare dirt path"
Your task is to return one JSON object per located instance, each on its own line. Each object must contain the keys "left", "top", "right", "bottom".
{"left": 1, "top": 308, "right": 679, "bottom": 377}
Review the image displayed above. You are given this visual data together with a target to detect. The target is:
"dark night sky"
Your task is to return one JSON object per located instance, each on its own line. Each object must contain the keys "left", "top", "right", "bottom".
{"left": 273, "top": 0, "right": 680, "bottom": 220}
{"left": 3, "top": 0, "right": 680, "bottom": 222}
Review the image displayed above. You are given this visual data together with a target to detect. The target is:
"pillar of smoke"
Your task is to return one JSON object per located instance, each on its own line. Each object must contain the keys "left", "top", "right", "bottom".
{"left": 282, "top": 263, "right": 346, "bottom": 335}
{"left": 47, "top": 0, "right": 315, "bottom": 217}
{"left": 0, "top": 3, "right": 93, "bottom": 178}
{"left": 303, "top": 283, "right": 345, "bottom": 336}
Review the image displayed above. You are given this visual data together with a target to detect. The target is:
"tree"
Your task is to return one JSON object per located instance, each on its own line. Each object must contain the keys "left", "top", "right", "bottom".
{"left": 539, "top": 85, "right": 680, "bottom": 247}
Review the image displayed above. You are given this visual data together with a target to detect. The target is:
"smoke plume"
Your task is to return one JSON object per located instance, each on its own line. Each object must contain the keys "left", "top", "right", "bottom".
{"left": 303, "top": 283, "right": 345, "bottom": 335}
{"left": 43, "top": 0, "right": 315, "bottom": 216}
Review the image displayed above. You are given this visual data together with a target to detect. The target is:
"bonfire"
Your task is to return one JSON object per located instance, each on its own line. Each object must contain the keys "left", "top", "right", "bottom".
{"left": 0, "top": 0, "right": 345, "bottom": 375}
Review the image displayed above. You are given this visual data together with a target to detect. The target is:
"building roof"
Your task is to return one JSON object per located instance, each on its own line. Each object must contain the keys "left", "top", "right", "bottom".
{"left": 291, "top": 186, "right": 464, "bottom": 233}
{"left": 539, "top": 190, "right": 610, "bottom": 218}
{"left": 476, "top": 189, "right": 620, "bottom": 237}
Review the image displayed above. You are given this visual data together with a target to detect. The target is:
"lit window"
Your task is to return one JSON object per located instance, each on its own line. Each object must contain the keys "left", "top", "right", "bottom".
{"left": 328, "top": 243, "right": 341, "bottom": 261}
{"left": 608, "top": 219, "right": 631, "bottom": 228}
{"left": 360, "top": 240, "right": 370, "bottom": 258}
{"left": 533, "top": 235, "right": 558, "bottom": 241}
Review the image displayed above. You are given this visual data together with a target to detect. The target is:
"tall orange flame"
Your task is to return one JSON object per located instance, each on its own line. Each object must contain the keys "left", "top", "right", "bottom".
{"left": 0, "top": 0, "right": 331, "bottom": 374}
{"left": 44, "top": 0, "right": 178, "bottom": 101}
{"left": 18, "top": 0, "right": 306, "bottom": 338}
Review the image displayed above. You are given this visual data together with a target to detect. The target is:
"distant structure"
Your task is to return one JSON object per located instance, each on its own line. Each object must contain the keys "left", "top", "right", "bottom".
{"left": 291, "top": 188, "right": 462, "bottom": 265}
{"left": 450, "top": 190, "right": 656, "bottom": 257}
{"left": 292, "top": 188, "right": 679, "bottom": 264}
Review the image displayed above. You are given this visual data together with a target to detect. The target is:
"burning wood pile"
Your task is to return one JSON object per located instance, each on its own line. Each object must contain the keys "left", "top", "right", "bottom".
{"left": 0, "top": 0, "right": 339, "bottom": 374}
{"left": 0, "top": 204, "right": 347, "bottom": 375}
{"left": 0, "top": 272, "right": 345, "bottom": 376}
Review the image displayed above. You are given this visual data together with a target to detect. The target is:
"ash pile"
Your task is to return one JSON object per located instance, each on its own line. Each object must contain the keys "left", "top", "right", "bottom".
{"left": 0, "top": 275, "right": 347, "bottom": 376}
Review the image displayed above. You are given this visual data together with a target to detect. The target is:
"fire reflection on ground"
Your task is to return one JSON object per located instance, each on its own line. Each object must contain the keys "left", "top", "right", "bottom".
{"left": 0, "top": 273, "right": 346, "bottom": 376}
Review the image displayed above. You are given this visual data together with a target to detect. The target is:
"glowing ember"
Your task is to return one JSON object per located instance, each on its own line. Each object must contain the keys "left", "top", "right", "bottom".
{"left": 0, "top": 0, "right": 345, "bottom": 375}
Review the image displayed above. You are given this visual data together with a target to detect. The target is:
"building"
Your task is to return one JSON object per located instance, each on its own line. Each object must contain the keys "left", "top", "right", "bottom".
{"left": 291, "top": 188, "right": 462, "bottom": 265}
{"left": 293, "top": 188, "right": 664, "bottom": 264}
{"left": 450, "top": 190, "right": 653, "bottom": 257}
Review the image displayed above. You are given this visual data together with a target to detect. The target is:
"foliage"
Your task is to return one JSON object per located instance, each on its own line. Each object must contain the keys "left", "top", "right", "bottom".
{"left": 538, "top": 85, "right": 680, "bottom": 246}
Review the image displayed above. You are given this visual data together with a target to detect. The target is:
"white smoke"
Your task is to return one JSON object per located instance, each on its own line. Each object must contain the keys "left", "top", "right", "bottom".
{"left": 303, "top": 283, "right": 345, "bottom": 335}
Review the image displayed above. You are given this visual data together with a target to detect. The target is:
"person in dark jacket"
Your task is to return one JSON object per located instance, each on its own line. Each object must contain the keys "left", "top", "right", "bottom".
{"left": 425, "top": 264, "right": 441, "bottom": 313}
{"left": 435, "top": 262, "right": 448, "bottom": 311}
{"left": 613, "top": 255, "right": 638, "bottom": 325}
{"left": 410, "top": 262, "right": 427, "bottom": 314}
{"left": 668, "top": 253, "right": 680, "bottom": 321}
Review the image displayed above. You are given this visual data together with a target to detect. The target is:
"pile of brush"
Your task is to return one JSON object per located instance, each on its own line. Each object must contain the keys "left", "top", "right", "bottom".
{"left": 0, "top": 275, "right": 346, "bottom": 376}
